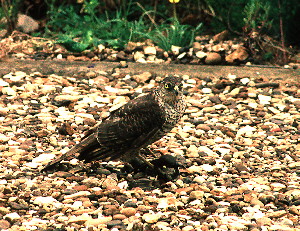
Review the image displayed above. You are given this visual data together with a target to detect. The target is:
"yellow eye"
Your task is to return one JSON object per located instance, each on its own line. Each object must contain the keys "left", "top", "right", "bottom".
{"left": 169, "top": 0, "right": 180, "bottom": 3}
{"left": 164, "top": 83, "right": 172, "bottom": 89}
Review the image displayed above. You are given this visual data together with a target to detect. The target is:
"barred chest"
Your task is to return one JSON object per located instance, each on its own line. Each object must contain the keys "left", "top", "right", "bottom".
{"left": 161, "top": 97, "right": 186, "bottom": 133}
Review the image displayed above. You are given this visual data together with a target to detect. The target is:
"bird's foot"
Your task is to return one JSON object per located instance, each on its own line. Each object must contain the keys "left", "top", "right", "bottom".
{"left": 122, "top": 154, "right": 186, "bottom": 182}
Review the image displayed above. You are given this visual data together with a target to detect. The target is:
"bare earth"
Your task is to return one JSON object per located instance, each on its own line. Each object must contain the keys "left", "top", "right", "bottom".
{"left": 0, "top": 60, "right": 299, "bottom": 82}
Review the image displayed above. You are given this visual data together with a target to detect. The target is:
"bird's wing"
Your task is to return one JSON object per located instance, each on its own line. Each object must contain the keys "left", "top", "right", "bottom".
{"left": 78, "top": 94, "right": 166, "bottom": 162}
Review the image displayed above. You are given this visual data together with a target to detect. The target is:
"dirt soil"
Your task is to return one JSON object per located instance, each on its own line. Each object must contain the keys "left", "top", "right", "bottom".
{"left": 0, "top": 60, "right": 299, "bottom": 82}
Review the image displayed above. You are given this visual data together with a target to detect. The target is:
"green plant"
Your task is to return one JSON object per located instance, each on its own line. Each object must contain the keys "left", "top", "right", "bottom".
{"left": 1, "top": 0, "right": 22, "bottom": 35}
{"left": 45, "top": 0, "right": 149, "bottom": 51}
{"left": 243, "top": 0, "right": 272, "bottom": 34}
{"left": 146, "top": 18, "right": 202, "bottom": 51}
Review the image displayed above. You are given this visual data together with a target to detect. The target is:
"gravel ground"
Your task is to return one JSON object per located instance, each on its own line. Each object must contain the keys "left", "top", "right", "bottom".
{"left": 0, "top": 68, "right": 300, "bottom": 230}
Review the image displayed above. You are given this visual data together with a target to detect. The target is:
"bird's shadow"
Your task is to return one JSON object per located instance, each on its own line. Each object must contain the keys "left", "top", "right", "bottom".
{"left": 44, "top": 154, "right": 186, "bottom": 190}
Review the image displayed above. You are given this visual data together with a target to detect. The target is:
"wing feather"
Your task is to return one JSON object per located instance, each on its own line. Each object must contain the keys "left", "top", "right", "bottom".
{"left": 78, "top": 93, "right": 165, "bottom": 161}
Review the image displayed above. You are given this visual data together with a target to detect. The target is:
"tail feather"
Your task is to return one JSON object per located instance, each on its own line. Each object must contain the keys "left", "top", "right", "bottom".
{"left": 41, "top": 133, "right": 99, "bottom": 171}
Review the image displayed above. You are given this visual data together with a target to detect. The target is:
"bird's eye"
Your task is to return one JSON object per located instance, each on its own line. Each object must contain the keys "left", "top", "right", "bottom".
{"left": 164, "top": 83, "right": 172, "bottom": 89}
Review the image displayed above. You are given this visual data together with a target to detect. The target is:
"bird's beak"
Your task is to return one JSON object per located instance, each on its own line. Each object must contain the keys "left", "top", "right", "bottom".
{"left": 174, "top": 86, "right": 179, "bottom": 95}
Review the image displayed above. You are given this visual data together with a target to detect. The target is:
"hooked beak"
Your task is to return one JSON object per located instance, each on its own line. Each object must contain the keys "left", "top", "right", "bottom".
{"left": 174, "top": 85, "right": 179, "bottom": 95}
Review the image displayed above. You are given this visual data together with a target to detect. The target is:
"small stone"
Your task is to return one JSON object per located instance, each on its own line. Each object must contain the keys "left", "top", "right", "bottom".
{"left": 201, "top": 88, "right": 212, "bottom": 94}
{"left": 186, "top": 145, "right": 199, "bottom": 158}
{"left": 116, "top": 51, "right": 127, "bottom": 60}
{"left": 142, "top": 213, "right": 162, "bottom": 223}
{"left": 143, "top": 46, "right": 157, "bottom": 55}
{"left": 106, "top": 219, "right": 124, "bottom": 229}
{"left": 270, "top": 183, "right": 286, "bottom": 191}
{"left": 17, "top": 14, "right": 39, "bottom": 33}
{"left": 0, "top": 79, "right": 9, "bottom": 86}
{"left": 57, "top": 122, "right": 75, "bottom": 135}
{"left": 182, "top": 225, "right": 195, "bottom": 231}
{"left": 2, "top": 87, "right": 16, "bottom": 96}
{"left": 213, "top": 30, "right": 229, "bottom": 42}
{"left": 120, "top": 207, "right": 136, "bottom": 217}
{"left": 0, "top": 207, "right": 10, "bottom": 215}
{"left": 223, "top": 154, "right": 232, "bottom": 161}
{"left": 258, "top": 94, "right": 271, "bottom": 104}
{"left": 64, "top": 191, "right": 91, "bottom": 200}
{"left": 225, "top": 46, "right": 248, "bottom": 63}
{"left": 189, "top": 190, "right": 204, "bottom": 200}
{"left": 193, "top": 176, "right": 206, "bottom": 184}
{"left": 0, "top": 219, "right": 10, "bottom": 229}
{"left": 195, "top": 51, "right": 207, "bottom": 59}
{"left": 113, "top": 214, "right": 127, "bottom": 220}
{"left": 196, "top": 124, "right": 210, "bottom": 131}
{"left": 202, "top": 164, "right": 215, "bottom": 172}
{"left": 85, "top": 217, "right": 112, "bottom": 227}
{"left": 240, "top": 77, "right": 250, "bottom": 85}
{"left": 205, "top": 52, "right": 222, "bottom": 65}
{"left": 68, "top": 214, "right": 91, "bottom": 225}
{"left": 267, "top": 210, "right": 287, "bottom": 218}
{"left": 187, "top": 166, "right": 203, "bottom": 174}
{"left": 171, "top": 45, "right": 181, "bottom": 55}
{"left": 234, "top": 162, "right": 249, "bottom": 172}
{"left": 102, "top": 178, "right": 118, "bottom": 190}
{"left": 133, "top": 51, "right": 145, "bottom": 61}
{"left": 177, "top": 52, "right": 187, "bottom": 60}
{"left": 132, "top": 72, "right": 152, "bottom": 83}
{"left": 3, "top": 212, "right": 20, "bottom": 222}
{"left": 198, "top": 146, "right": 217, "bottom": 156}
{"left": 155, "top": 221, "right": 172, "bottom": 231}
{"left": 289, "top": 206, "right": 300, "bottom": 215}
{"left": 33, "top": 196, "right": 59, "bottom": 207}
{"left": 256, "top": 217, "right": 272, "bottom": 226}
{"left": 125, "top": 41, "right": 137, "bottom": 52}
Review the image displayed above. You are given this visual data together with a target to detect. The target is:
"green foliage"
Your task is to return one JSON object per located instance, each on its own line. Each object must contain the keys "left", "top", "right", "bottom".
{"left": 45, "top": 0, "right": 148, "bottom": 51}
{"left": 43, "top": 0, "right": 299, "bottom": 53}
{"left": 1, "top": 0, "right": 22, "bottom": 34}
{"left": 146, "top": 18, "right": 203, "bottom": 51}
{"left": 243, "top": 0, "right": 272, "bottom": 33}
{"left": 44, "top": 0, "right": 203, "bottom": 52}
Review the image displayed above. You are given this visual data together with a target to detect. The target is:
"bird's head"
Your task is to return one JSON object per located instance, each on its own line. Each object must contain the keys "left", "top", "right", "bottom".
{"left": 159, "top": 76, "right": 184, "bottom": 104}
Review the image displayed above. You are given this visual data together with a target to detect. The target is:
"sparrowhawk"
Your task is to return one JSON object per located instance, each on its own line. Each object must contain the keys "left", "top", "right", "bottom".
{"left": 41, "top": 76, "right": 186, "bottom": 173}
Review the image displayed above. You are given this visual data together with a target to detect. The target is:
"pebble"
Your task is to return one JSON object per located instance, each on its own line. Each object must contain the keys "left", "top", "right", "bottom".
{"left": 1, "top": 69, "right": 299, "bottom": 231}
{"left": 189, "top": 191, "right": 204, "bottom": 200}
{"left": 120, "top": 207, "right": 136, "bottom": 217}
{"left": 64, "top": 191, "right": 91, "bottom": 199}
{"left": 267, "top": 210, "right": 287, "bottom": 218}
{"left": 33, "top": 197, "right": 60, "bottom": 207}
{"left": 85, "top": 217, "right": 112, "bottom": 227}
{"left": 205, "top": 52, "right": 222, "bottom": 65}
{"left": 195, "top": 51, "right": 207, "bottom": 59}
{"left": 4, "top": 212, "right": 21, "bottom": 222}
{"left": 132, "top": 72, "right": 152, "bottom": 83}
{"left": 0, "top": 220, "right": 10, "bottom": 229}
{"left": 186, "top": 145, "right": 199, "bottom": 158}
{"left": 106, "top": 219, "right": 124, "bottom": 229}
{"left": 142, "top": 213, "right": 162, "bottom": 223}
{"left": 202, "top": 88, "right": 212, "bottom": 94}
{"left": 143, "top": 46, "right": 157, "bottom": 55}
{"left": 68, "top": 213, "right": 91, "bottom": 224}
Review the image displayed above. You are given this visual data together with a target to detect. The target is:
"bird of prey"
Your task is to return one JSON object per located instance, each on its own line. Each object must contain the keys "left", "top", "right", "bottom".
{"left": 41, "top": 76, "right": 186, "bottom": 172}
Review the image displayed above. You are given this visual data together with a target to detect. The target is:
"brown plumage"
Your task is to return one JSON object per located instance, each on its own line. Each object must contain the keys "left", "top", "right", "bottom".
{"left": 41, "top": 76, "right": 186, "bottom": 171}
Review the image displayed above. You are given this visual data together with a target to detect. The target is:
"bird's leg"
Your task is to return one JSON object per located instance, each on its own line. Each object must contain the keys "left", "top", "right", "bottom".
{"left": 121, "top": 151, "right": 155, "bottom": 174}
{"left": 136, "top": 152, "right": 154, "bottom": 169}
{"left": 142, "top": 147, "right": 161, "bottom": 158}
